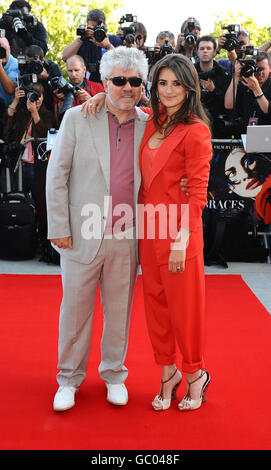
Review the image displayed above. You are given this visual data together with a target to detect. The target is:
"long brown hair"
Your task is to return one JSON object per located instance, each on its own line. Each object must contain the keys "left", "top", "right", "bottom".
{"left": 150, "top": 53, "right": 211, "bottom": 136}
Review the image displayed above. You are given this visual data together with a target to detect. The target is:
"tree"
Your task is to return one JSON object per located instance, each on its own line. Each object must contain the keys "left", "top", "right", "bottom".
{"left": 0, "top": 0, "right": 123, "bottom": 73}
{"left": 211, "top": 11, "right": 271, "bottom": 58}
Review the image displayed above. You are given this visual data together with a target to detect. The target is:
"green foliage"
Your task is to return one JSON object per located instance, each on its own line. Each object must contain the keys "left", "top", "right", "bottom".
{"left": 211, "top": 11, "right": 271, "bottom": 58}
{"left": 0, "top": 0, "right": 123, "bottom": 75}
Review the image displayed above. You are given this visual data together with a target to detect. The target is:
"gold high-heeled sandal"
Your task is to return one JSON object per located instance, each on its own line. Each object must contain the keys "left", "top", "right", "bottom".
{"left": 178, "top": 369, "right": 210, "bottom": 411}
{"left": 152, "top": 369, "right": 182, "bottom": 411}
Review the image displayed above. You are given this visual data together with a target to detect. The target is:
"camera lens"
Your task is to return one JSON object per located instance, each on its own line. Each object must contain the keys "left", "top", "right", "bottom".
{"left": 93, "top": 26, "right": 106, "bottom": 42}
{"left": 12, "top": 17, "right": 26, "bottom": 32}
{"left": 185, "top": 33, "right": 196, "bottom": 45}
{"left": 27, "top": 90, "right": 40, "bottom": 102}
{"left": 31, "top": 61, "right": 44, "bottom": 75}
{"left": 240, "top": 64, "right": 255, "bottom": 78}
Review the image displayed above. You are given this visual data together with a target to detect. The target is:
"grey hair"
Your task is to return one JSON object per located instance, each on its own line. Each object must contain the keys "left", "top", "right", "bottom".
{"left": 99, "top": 46, "right": 148, "bottom": 81}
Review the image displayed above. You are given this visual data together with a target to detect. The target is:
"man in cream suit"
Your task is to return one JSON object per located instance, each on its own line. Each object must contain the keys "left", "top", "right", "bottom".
{"left": 46, "top": 46, "right": 149, "bottom": 411}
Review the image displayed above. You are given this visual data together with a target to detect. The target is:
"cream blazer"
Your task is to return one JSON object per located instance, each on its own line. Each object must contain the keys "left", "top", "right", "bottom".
{"left": 46, "top": 103, "right": 148, "bottom": 264}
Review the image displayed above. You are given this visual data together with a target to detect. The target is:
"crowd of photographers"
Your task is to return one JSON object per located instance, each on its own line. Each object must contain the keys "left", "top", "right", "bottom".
{"left": 0, "top": 1, "right": 271, "bottom": 261}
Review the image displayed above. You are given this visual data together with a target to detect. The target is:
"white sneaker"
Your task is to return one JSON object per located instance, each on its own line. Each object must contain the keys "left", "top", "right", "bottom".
{"left": 53, "top": 385, "right": 77, "bottom": 411}
{"left": 106, "top": 383, "right": 128, "bottom": 406}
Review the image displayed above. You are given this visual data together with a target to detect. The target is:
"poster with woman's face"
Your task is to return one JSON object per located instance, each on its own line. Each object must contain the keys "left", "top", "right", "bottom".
{"left": 207, "top": 142, "right": 271, "bottom": 225}
{"left": 225, "top": 148, "right": 263, "bottom": 199}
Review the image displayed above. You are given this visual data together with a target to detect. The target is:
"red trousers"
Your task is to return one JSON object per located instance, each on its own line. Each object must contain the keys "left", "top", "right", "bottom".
{"left": 139, "top": 239, "right": 206, "bottom": 374}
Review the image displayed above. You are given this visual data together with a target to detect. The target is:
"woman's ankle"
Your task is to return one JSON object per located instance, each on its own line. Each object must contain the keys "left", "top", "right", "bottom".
{"left": 187, "top": 369, "right": 202, "bottom": 381}
{"left": 162, "top": 364, "right": 177, "bottom": 381}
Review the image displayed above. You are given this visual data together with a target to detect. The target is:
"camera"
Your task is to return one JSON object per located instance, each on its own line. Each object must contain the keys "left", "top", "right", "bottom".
{"left": 76, "top": 24, "right": 87, "bottom": 38}
{"left": 50, "top": 77, "right": 83, "bottom": 118}
{"left": 221, "top": 24, "right": 241, "bottom": 51}
{"left": 0, "top": 46, "right": 6, "bottom": 59}
{"left": 48, "top": 76, "right": 81, "bottom": 96}
{"left": 240, "top": 59, "right": 262, "bottom": 78}
{"left": 17, "top": 55, "right": 44, "bottom": 76}
{"left": 237, "top": 45, "right": 257, "bottom": 60}
{"left": 2, "top": 7, "right": 38, "bottom": 31}
{"left": 119, "top": 14, "right": 137, "bottom": 45}
{"left": 237, "top": 46, "right": 262, "bottom": 78}
{"left": 184, "top": 20, "right": 197, "bottom": 46}
{"left": 49, "top": 76, "right": 83, "bottom": 119}
{"left": 0, "top": 29, "right": 7, "bottom": 59}
{"left": 144, "top": 47, "right": 156, "bottom": 63}
{"left": 76, "top": 22, "right": 107, "bottom": 42}
{"left": 198, "top": 69, "right": 216, "bottom": 80}
{"left": 145, "top": 40, "right": 174, "bottom": 65}
{"left": 159, "top": 39, "right": 174, "bottom": 57}
{"left": 215, "top": 114, "right": 243, "bottom": 138}
{"left": 19, "top": 77, "right": 41, "bottom": 104}
{"left": 93, "top": 23, "right": 107, "bottom": 42}
{"left": 16, "top": 59, "right": 41, "bottom": 104}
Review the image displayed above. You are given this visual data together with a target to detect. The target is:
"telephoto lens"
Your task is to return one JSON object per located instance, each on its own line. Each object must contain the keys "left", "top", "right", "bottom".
{"left": 12, "top": 17, "right": 26, "bottom": 32}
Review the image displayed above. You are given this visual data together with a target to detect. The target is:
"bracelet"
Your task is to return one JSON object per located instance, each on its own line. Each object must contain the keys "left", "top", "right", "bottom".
{"left": 255, "top": 92, "right": 264, "bottom": 99}
{"left": 8, "top": 106, "right": 16, "bottom": 111}
{"left": 104, "top": 43, "right": 111, "bottom": 50}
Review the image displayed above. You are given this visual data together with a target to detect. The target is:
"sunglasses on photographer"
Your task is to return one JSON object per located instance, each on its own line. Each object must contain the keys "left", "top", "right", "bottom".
{"left": 107, "top": 76, "right": 143, "bottom": 87}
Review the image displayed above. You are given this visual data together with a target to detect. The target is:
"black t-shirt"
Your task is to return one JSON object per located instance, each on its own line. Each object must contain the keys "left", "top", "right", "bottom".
{"left": 194, "top": 60, "right": 232, "bottom": 137}
{"left": 235, "top": 77, "right": 271, "bottom": 135}
{"left": 77, "top": 34, "right": 122, "bottom": 82}
{"left": 195, "top": 60, "right": 231, "bottom": 117}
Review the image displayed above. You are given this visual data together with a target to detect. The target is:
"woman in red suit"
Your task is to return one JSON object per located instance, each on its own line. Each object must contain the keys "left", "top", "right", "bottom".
{"left": 138, "top": 53, "right": 212, "bottom": 411}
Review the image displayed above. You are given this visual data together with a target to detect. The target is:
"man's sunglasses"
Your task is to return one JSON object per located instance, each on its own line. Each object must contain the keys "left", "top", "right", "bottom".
{"left": 107, "top": 76, "right": 143, "bottom": 87}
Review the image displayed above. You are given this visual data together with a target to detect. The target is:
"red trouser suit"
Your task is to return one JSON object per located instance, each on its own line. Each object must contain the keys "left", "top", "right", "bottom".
{"left": 138, "top": 118, "right": 212, "bottom": 374}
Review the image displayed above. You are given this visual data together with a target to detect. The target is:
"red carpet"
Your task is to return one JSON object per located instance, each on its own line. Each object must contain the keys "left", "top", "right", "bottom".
{"left": 0, "top": 273, "right": 270, "bottom": 451}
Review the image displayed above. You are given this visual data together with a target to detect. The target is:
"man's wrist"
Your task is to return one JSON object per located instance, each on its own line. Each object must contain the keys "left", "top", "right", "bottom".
{"left": 254, "top": 90, "right": 263, "bottom": 98}
{"left": 104, "top": 42, "right": 112, "bottom": 50}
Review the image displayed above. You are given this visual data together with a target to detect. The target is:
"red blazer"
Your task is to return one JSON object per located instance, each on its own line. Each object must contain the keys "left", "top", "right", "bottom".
{"left": 138, "top": 117, "right": 212, "bottom": 264}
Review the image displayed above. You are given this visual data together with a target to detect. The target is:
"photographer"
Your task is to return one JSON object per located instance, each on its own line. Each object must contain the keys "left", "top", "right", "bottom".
{"left": 0, "top": 1, "right": 47, "bottom": 57}
{"left": 0, "top": 36, "right": 18, "bottom": 109}
{"left": 176, "top": 17, "right": 200, "bottom": 59}
{"left": 148, "top": 30, "right": 175, "bottom": 70}
{"left": 54, "top": 54, "right": 103, "bottom": 119}
{"left": 224, "top": 51, "right": 271, "bottom": 137}
{"left": 117, "top": 17, "right": 147, "bottom": 50}
{"left": 217, "top": 28, "right": 250, "bottom": 76}
{"left": 62, "top": 9, "right": 122, "bottom": 83}
{"left": 155, "top": 30, "right": 175, "bottom": 49}
{"left": 217, "top": 27, "right": 271, "bottom": 77}
{"left": 146, "top": 31, "right": 176, "bottom": 97}
{"left": 147, "top": 31, "right": 176, "bottom": 74}
{"left": 25, "top": 44, "right": 62, "bottom": 115}
{"left": 3, "top": 81, "right": 55, "bottom": 251}
{"left": 194, "top": 35, "right": 231, "bottom": 137}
